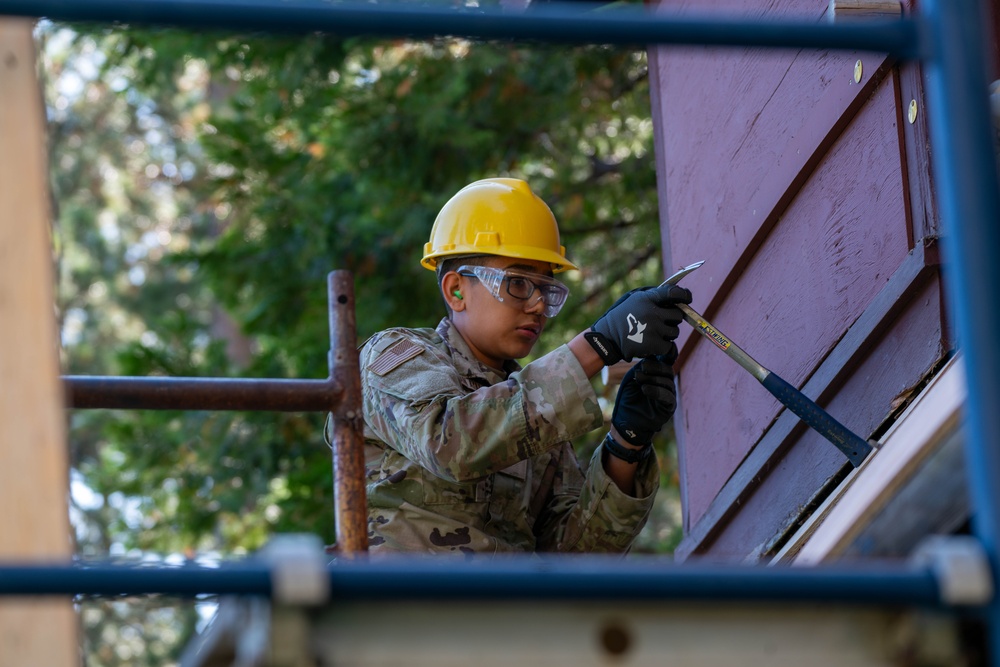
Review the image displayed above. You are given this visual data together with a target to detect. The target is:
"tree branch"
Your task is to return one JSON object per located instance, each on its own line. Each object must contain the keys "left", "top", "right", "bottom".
{"left": 561, "top": 218, "right": 643, "bottom": 236}
{"left": 578, "top": 244, "right": 660, "bottom": 309}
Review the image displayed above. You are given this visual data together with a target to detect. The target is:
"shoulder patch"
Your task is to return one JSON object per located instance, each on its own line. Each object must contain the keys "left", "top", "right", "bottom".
{"left": 369, "top": 338, "right": 424, "bottom": 376}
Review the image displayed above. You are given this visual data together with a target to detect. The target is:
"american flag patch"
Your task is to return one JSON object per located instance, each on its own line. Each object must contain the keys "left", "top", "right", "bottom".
{"left": 369, "top": 339, "right": 423, "bottom": 376}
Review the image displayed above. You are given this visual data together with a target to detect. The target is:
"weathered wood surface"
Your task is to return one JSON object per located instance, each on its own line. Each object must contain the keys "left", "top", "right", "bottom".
{"left": 841, "top": 429, "right": 968, "bottom": 559}
{"left": 674, "top": 76, "right": 910, "bottom": 528}
{"left": 897, "top": 63, "right": 939, "bottom": 241}
{"left": 648, "top": 0, "right": 945, "bottom": 560}
{"left": 674, "top": 241, "right": 941, "bottom": 559}
{"left": 773, "top": 355, "right": 965, "bottom": 564}
{"left": 0, "top": 18, "right": 77, "bottom": 667}
{"left": 193, "top": 596, "right": 962, "bottom": 667}
{"left": 687, "top": 275, "right": 947, "bottom": 560}
{"left": 652, "top": 0, "right": 888, "bottom": 331}
{"left": 827, "top": 0, "right": 901, "bottom": 21}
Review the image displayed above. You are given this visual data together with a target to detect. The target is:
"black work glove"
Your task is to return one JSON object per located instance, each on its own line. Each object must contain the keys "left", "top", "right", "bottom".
{"left": 611, "top": 352, "right": 678, "bottom": 448}
{"left": 585, "top": 284, "right": 692, "bottom": 365}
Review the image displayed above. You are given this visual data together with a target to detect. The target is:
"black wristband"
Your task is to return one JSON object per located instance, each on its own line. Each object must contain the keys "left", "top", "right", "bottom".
{"left": 602, "top": 432, "right": 652, "bottom": 464}
{"left": 584, "top": 331, "right": 622, "bottom": 365}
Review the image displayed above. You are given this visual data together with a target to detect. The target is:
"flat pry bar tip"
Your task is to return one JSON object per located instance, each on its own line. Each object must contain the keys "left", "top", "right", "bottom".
{"left": 660, "top": 259, "right": 706, "bottom": 287}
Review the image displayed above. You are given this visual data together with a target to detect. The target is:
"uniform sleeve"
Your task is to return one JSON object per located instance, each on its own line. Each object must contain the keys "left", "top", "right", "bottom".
{"left": 362, "top": 332, "right": 604, "bottom": 483}
{"left": 532, "top": 443, "right": 659, "bottom": 553}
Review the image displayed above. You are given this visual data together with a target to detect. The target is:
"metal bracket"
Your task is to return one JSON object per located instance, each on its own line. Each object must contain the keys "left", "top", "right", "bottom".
{"left": 260, "top": 534, "right": 330, "bottom": 606}
{"left": 912, "top": 535, "right": 994, "bottom": 606}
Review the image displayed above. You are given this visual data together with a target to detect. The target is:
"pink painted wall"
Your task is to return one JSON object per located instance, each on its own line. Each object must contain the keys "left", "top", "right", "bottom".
{"left": 701, "top": 275, "right": 949, "bottom": 559}
{"left": 649, "top": 0, "right": 948, "bottom": 559}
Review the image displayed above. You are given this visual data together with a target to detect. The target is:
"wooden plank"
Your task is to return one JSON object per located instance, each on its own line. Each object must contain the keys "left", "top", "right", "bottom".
{"left": 314, "top": 601, "right": 948, "bottom": 667}
{"left": 828, "top": 0, "right": 901, "bottom": 21}
{"left": 675, "top": 77, "right": 911, "bottom": 529}
{"left": 189, "top": 596, "right": 963, "bottom": 667}
{"left": 650, "top": 0, "right": 946, "bottom": 559}
{"left": 676, "top": 50, "right": 894, "bottom": 345}
{"left": 840, "top": 428, "right": 968, "bottom": 559}
{"left": 706, "top": 275, "right": 948, "bottom": 561}
{"left": 896, "top": 65, "right": 940, "bottom": 242}
{"left": 674, "top": 242, "right": 941, "bottom": 560}
{"left": 654, "top": 2, "right": 893, "bottom": 349}
{"left": 774, "top": 355, "right": 965, "bottom": 564}
{"left": 0, "top": 18, "right": 77, "bottom": 667}
{"left": 648, "top": 44, "right": 676, "bottom": 279}
{"left": 982, "top": 0, "right": 1000, "bottom": 74}
{"left": 747, "top": 275, "right": 943, "bottom": 559}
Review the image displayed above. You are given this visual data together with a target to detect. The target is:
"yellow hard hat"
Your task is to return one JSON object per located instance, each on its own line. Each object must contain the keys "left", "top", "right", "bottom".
{"left": 421, "top": 178, "right": 578, "bottom": 273}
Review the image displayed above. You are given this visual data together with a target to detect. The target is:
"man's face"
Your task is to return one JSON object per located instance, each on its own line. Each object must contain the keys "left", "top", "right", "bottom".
{"left": 451, "top": 256, "right": 561, "bottom": 370}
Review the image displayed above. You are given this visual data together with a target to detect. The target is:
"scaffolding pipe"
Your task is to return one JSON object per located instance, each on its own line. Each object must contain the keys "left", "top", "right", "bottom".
{"left": 64, "top": 271, "right": 370, "bottom": 555}
{"left": 921, "top": 0, "right": 1000, "bottom": 664}
{"left": 326, "top": 271, "right": 368, "bottom": 555}
{"left": 64, "top": 376, "right": 341, "bottom": 412}
{"left": 0, "top": 561, "right": 945, "bottom": 605}
{"left": 2, "top": 0, "right": 994, "bottom": 629}
{"left": 0, "top": 0, "right": 922, "bottom": 57}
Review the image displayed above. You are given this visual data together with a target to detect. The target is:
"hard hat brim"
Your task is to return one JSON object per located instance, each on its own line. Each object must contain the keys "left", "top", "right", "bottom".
{"left": 421, "top": 245, "right": 579, "bottom": 273}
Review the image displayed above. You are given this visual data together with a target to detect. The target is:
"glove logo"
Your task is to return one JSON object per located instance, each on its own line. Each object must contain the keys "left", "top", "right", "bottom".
{"left": 626, "top": 313, "right": 646, "bottom": 344}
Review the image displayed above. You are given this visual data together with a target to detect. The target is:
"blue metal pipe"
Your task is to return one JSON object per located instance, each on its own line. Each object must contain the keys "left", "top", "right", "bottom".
{"left": 0, "top": 0, "right": 922, "bottom": 57}
{"left": 327, "top": 560, "right": 945, "bottom": 605}
{"left": 0, "top": 560, "right": 946, "bottom": 606}
{"left": 0, "top": 0, "right": 990, "bottom": 639}
{"left": 0, "top": 563, "right": 273, "bottom": 597}
{"left": 921, "top": 0, "right": 1000, "bottom": 662}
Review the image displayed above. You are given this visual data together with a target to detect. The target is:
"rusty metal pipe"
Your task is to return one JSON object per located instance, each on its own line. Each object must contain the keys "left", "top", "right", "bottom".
{"left": 61, "top": 270, "right": 369, "bottom": 554}
{"left": 327, "top": 270, "right": 368, "bottom": 555}
{"left": 64, "top": 376, "right": 342, "bottom": 412}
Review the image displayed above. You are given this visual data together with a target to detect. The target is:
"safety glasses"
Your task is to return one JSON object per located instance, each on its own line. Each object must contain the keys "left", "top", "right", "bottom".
{"left": 457, "top": 265, "right": 570, "bottom": 318}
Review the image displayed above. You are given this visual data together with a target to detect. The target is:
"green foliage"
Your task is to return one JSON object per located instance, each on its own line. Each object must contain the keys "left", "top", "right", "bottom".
{"left": 44, "top": 17, "right": 684, "bottom": 663}
{"left": 48, "top": 18, "right": 676, "bottom": 565}
{"left": 78, "top": 597, "right": 204, "bottom": 666}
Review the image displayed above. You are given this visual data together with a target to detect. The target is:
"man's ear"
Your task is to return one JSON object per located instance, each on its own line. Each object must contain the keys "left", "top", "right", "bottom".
{"left": 441, "top": 271, "right": 466, "bottom": 312}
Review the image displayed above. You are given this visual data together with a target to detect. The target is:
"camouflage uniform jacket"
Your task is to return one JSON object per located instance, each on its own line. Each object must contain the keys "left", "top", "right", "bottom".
{"left": 360, "top": 317, "right": 658, "bottom": 555}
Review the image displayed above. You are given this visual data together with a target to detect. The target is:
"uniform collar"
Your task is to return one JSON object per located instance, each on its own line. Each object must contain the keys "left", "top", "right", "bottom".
{"left": 436, "top": 317, "right": 521, "bottom": 383}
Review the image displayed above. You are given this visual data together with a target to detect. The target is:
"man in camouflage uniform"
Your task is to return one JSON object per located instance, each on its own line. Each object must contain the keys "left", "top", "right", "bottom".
{"left": 361, "top": 178, "right": 692, "bottom": 554}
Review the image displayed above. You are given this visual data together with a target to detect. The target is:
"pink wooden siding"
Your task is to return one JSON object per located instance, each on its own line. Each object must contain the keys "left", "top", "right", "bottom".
{"left": 649, "top": 0, "right": 947, "bottom": 559}
{"left": 699, "top": 275, "right": 949, "bottom": 559}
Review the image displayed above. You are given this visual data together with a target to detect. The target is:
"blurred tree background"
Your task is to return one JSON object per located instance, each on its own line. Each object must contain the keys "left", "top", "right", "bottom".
{"left": 41, "top": 6, "right": 681, "bottom": 664}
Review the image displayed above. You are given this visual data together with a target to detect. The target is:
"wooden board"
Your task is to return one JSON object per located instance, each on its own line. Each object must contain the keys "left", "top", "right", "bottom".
{"left": 652, "top": 0, "right": 889, "bottom": 330}
{"left": 674, "top": 76, "right": 911, "bottom": 528}
{"left": 189, "top": 597, "right": 963, "bottom": 667}
{"left": 648, "top": 0, "right": 945, "bottom": 562}
{"left": 673, "top": 240, "right": 941, "bottom": 559}
{"left": 839, "top": 427, "right": 968, "bottom": 559}
{"left": 0, "top": 18, "right": 77, "bottom": 666}
{"left": 828, "top": 0, "right": 902, "bottom": 20}
{"left": 774, "top": 354, "right": 965, "bottom": 564}
{"left": 684, "top": 274, "right": 947, "bottom": 560}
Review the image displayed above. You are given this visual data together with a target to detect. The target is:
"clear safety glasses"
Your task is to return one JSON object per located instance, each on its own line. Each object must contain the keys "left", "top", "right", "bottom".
{"left": 457, "top": 265, "right": 570, "bottom": 318}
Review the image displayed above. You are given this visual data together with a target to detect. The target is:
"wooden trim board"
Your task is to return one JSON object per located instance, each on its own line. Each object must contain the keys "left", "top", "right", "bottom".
{"left": 675, "top": 239, "right": 941, "bottom": 560}
{"left": 771, "top": 353, "right": 965, "bottom": 565}
{"left": 0, "top": 18, "right": 77, "bottom": 666}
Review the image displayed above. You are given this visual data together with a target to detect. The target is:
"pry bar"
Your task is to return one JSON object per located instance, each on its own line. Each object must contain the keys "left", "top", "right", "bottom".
{"left": 662, "top": 261, "right": 874, "bottom": 467}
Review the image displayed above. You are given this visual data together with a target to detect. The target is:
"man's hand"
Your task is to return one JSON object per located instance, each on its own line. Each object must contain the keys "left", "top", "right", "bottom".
{"left": 611, "top": 353, "right": 678, "bottom": 448}
{"left": 585, "top": 284, "right": 692, "bottom": 365}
